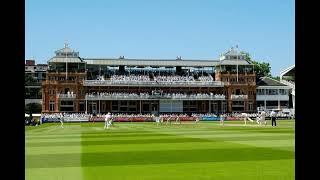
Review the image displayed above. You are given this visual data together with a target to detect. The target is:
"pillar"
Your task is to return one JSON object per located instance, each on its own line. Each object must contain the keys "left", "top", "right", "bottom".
{"left": 85, "top": 99, "right": 87, "bottom": 114}
{"left": 99, "top": 99, "right": 101, "bottom": 114}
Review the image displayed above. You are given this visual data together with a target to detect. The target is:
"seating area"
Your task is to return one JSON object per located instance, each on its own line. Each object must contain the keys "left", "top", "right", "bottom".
{"left": 85, "top": 92, "right": 226, "bottom": 99}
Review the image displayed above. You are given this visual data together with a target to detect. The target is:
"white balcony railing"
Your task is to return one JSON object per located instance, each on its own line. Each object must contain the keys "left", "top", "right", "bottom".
{"left": 83, "top": 80, "right": 224, "bottom": 87}
{"left": 85, "top": 94, "right": 226, "bottom": 101}
{"left": 57, "top": 94, "right": 76, "bottom": 99}
{"left": 230, "top": 95, "right": 248, "bottom": 100}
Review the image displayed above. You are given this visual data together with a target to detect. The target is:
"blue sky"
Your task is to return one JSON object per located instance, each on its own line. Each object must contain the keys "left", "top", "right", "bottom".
{"left": 26, "top": 0, "right": 294, "bottom": 76}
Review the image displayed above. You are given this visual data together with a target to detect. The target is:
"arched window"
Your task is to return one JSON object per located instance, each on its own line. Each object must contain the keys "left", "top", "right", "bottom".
{"left": 236, "top": 89, "right": 240, "bottom": 95}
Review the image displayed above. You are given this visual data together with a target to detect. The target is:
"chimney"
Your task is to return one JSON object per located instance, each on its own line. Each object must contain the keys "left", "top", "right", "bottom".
{"left": 26, "top": 60, "right": 35, "bottom": 66}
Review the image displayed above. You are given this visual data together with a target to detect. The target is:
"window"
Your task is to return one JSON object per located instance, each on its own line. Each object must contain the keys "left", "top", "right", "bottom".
{"left": 257, "top": 101, "right": 264, "bottom": 108}
{"left": 266, "top": 89, "right": 278, "bottom": 95}
{"left": 249, "top": 102, "right": 253, "bottom": 111}
{"left": 280, "top": 101, "right": 289, "bottom": 107}
{"left": 129, "top": 101, "right": 136, "bottom": 106}
{"left": 257, "top": 89, "right": 265, "bottom": 95}
{"left": 232, "top": 101, "right": 244, "bottom": 106}
{"left": 190, "top": 101, "right": 196, "bottom": 106}
{"left": 120, "top": 101, "right": 127, "bottom": 106}
{"left": 60, "top": 107, "right": 74, "bottom": 112}
{"left": 60, "top": 101, "right": 73, "bottom": 106}
{"left": 189, "top": 107, "right": 197, "bottom": 112}
{"left": 64, "top": 88, "right": 69, "bottom": 94}
{"left": 112, "top": 101, "right": 118, "bottom": 106}
{"left": 120, "top": 107, "right": 127, "bottom": 111}
{"left": 49, "top": 100, "right": 55, "bottom": 111}
{"left": 279, "top": 89, "right": 288, "bottom": 95}
{"left": 236, "top": 89, "right": 240, "bottom": 95}
{"left": 143, "top": 104, "right": 149, "bottom": 112}
{"left": 79, "top": 102, "right": 85, "bottom": 112}
{"left": 266, "top": 101, "right": 278, "bottom": 106}
{"left": 112, "top": 105, "right": 118, "bottom": 111}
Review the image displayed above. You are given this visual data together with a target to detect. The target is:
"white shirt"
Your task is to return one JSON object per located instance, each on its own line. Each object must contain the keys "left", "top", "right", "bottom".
{"left": 261, "top": 112, "right": 266, "bottom": 118}
{"left": 270, "top": 111, "right": 277, "bottom": 117}
{"left": 105, "top": 114, "right": 111, "bottom": 121}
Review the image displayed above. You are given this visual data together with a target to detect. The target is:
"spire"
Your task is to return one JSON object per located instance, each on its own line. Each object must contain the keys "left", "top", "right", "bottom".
{"left": 64, "top": 40, "right": 69, "bottom": 48}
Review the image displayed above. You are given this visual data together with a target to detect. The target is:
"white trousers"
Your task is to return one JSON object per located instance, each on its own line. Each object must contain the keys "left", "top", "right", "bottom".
{"left": 104, "top": 121, "right": 110, "bottom": 129}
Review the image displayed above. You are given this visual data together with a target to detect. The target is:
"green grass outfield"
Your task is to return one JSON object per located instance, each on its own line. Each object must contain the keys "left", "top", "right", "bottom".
{"left": 25, "top": 120, "right": 295, "bottom": 180}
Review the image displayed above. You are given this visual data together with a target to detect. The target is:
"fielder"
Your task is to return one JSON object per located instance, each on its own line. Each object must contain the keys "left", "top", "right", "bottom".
{"left": 220, "top": 114, "right": 225, "bottom": 126}
{"left": 166, "top": 115, "right": 172, "bottom": 125}
{"left": 154, "top": 114, "right": 161, "bottom": 126}
{"left": 59, "top": 113, "right": 64, "bottom": 128}
{"left": 257, "top": 111, "right": 266, "bottom": 126}
{"left": 104, "top": 112, "right": 111, "bottom": 129}
{"left": 241, "top": 113, "right": 254, "bottom": 125}
{"left": 195, "top": 116, "right": 200, "bottom": 124}
{"left": 175, "top": 115, "right": 181, "bottom": 124}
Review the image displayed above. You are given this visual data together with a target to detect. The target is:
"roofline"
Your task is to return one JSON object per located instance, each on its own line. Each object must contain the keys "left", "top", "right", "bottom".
{"left": 256, "top": 86, "right": 291, "bottom": 89}
{"left": 82, "top": 58, "right": 220, "bottom": 67}
{"left": 257, "top": 76, "right": 288, "bottom": 86}
{"left": 218, "top": 59, "right": 253, "bottom": 65}
{"left": 82, "top": 58, "right": 219, "bottom": 62}
{"left": 280, "top": 64, "right": 295, "bottom": 76}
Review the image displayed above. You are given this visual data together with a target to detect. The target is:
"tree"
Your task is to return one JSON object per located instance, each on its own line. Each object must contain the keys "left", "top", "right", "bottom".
{"left": 25, "top": 103, "right": 42, "bottom": 114}
{"left": 270, "top": 76, "right": 280, "bottom": 81}
{"left": 25, "top": 74, "right": 37, "bottom": 86}
{"left": 240, "top": 51, "right": 271, "bottom": 80}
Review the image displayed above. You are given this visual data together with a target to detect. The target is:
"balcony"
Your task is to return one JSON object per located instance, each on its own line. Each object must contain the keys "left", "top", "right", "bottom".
{"left": 85, "top": 94, "right": 226, "bottom": 101}
{"left": 42, "top": 80, "right": 82, "bottom": 85}
{"left": 57, "top": 94, "right": 76, "bottom": 99}
{"left": 256, "top": 95, "right": 289, "bottom": 101}
{"left": 83, "top": 80, "right": 224, "bottom": 87}
{"left": 224, "top": 82, "right": 256, "bottom": 86}
{"left": 230, "top": 95, "right": 248, "bottom": 100}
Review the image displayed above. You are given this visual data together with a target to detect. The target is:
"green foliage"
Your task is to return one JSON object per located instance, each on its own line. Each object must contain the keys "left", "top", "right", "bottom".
{"left": 25, "top": 74, "right": 37, "bottom": 86}
{"left": 25, "top": 103, "right": 42, "bottom": 114}
{"left": 270, "top": 76, "right": 281, "bottom": 81}
{"left": 282, "top": 76, "right": 294, "bottom": 81}
{"left": 240, "top": 51, "right": 271, "bottom": 79}
{"left": 25, "top": 87, "right": 42, "bottom": 99}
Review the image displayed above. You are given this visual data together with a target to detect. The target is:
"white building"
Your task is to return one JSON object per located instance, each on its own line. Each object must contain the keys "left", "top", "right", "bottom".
{"left": 25, "top": 60, "right": 48, "bottom": 106}
{"left": 280, "top": 65, "right": 295, "bottom": 115}
{"left": 256, "top": 77, "right": 292, "bottom": 112}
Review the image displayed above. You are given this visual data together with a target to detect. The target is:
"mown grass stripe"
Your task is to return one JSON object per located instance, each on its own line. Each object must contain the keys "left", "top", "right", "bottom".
{"left": 27, "top": 137, "right": 211, "bottom": 147}
{"left": 26, "top": 133, "right": 177, "bottom": 140}
{"left": 26, "top": 141, "right": 253, "bottom": 155}
{"left": 26, "top": 147, "right": 294, "bottom": 168}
